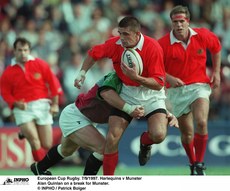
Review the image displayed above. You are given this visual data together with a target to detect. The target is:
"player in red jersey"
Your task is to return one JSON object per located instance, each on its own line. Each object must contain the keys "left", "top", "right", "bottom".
{"left": 30, "top": 72, "right": 178, "bottom": 175}
{"left": 75, "top": 16, "right": 172, "bottom": 175}
{"left": 0, "top": 37, "right": 62, "bottom": 163}
{"left": 30, "top": 72, "right": 144, "bottom": 175}
{"left": 158, "top": 5, "right": 222, "bottom": 175}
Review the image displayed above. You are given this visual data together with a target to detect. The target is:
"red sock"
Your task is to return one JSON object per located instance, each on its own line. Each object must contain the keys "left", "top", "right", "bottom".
{"left": 32, "top": 148, "right": 47, "bottom": 161}
{"left": 103, "top": 152, "right": 118, "bottom": 175}
{"left": 194, "top": 133, "right": 208, "bottom": 162}
{"left": 140, "top": 132, "right": 155, "bottom": 145}
{"left": 182, "top": 140, "right": 196, "bottom": 164}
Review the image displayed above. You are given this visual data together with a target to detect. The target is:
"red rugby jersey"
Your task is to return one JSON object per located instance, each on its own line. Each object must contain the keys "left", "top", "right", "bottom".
{"left": 158, "top": 28, "right": 221, "bottom": 88}
{"left": 0, "top": 57, "right": 61, "bottom": 108}
{"left": 88, "top": 34, "right": 165, "bottom": 86}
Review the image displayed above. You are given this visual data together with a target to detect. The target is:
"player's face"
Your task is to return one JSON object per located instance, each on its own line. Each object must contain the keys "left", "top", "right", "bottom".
{"left": 14, "top": 42, "right": 30, "bottom": 64}
{"left": 171, "top": 13, "right": 189, "bottom": 40}
{"left": 118, "top": 27, "right": 140, "bottom": 48}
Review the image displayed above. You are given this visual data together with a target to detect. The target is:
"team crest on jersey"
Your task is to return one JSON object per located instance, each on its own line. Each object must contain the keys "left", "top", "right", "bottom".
{"left": 197, "top": 49, "right": 204, "bottom": 54}
{"left": 34, "top": 72, "right": 41, "bottom": 79}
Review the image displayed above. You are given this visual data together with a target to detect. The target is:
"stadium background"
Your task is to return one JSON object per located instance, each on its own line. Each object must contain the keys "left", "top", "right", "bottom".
{"left": 0, "top": 0, "right": 230, "bottom": 175}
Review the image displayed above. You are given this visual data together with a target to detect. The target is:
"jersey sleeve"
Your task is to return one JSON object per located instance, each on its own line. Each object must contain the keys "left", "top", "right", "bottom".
{"left": 201, "top": 28, "right": 221, "bottom": 54}
{"left": 0, "top": 69, "right": 15, "bottom": 108}
{"left": 88, "top": 37, "right": 119, "bottom": 60}
{"left": 38, "top": 58, "right": 61, "bottom": 97}
{"left": 97, "top": 71, "right": 122, "bottom": 100}
{"left": 145, "top": 41, "right": 166, "bottom": 86}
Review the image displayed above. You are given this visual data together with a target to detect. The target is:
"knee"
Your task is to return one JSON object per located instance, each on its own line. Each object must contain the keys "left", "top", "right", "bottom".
{"left": 105, "top": 132, "right": 121, "bottom": 151}
{"left": 93, "top": 144, "right": 104, "bottom": 155}
{"left": 196, "top": 119, "right": 207, "bottom": 130}
{"left": 29, "top": 138, "right": 41, "bottom": 150}
{"left": 148, "top": 130, "right": 166, "bottom": 144}
{"left": 181, "top": 133, "right": 193, "bottom": 143}
{"left": 41, "top": 141, "right": 53, "bottom": 150}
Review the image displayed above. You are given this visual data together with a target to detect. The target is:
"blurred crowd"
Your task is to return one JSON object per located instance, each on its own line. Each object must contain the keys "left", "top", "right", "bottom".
{"left": 1, "top": 0, "right": 230, "bottom": 125}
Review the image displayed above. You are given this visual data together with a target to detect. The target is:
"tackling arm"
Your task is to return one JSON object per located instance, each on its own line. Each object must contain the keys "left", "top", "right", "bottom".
{"left": 100, "top": 89, "right": 144, "bottom": 119}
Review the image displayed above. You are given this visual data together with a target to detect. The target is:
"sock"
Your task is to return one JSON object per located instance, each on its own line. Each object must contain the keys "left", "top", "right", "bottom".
{"left": 194, "top": 133, "right": 208, "bottom": 162}
{"left": 83, "top": 153, "right": 103, "bottom": 175}
{"left": 32, "top": 148, "right": 47, "bottom": 161}
{"left": 182, "top": 139, "right": 196, "bottom": 165}
{"left": 103, "top": 152, "right": 118, "bottom": 175}
{"left": 140, "top": 132, "right": 155, "bottom": 145}
{"left": 37, "top": 145, "right": 64, "bottom": 171}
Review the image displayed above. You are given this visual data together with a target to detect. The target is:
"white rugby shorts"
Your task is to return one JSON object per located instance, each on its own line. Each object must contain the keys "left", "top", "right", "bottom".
{"left": 119, "top": 84, "right": 167, "bottom": 116}
{"left": 59, "top": 103, "right": 97, "bottom": 137}
{"left": 166, "top": 83, "right": 211, "bottom": 118}
{"left": 13, "top": 99, "right": 53, "bottom": 126}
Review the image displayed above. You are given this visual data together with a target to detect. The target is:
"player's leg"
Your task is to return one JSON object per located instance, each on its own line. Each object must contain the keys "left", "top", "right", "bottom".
{"left": 178, "top": 113, "right": 196, "bottom": 175}
{"left": 35, "top": 100, "right": 55, "bottom": 150}
{"left": 68, "top": 124, "right": 106, "bottom": 175}
{"left": 37, "top": 124, "right": 53, "bottom": 150}
{"left": 103, "top": 112, "right": 131, "bottom": 175}
{"left": 31, "top": 137, "right": 79, "bottom": 175}
{"left": 20, "top": 121, "right": 46, "bottom": 161}
{"left": 139, "top": 110, "right": 168, "bottom": 166}
{"left": 13, "top": 107, "right": 46, "bottom": 161}
{"left": 191, "top": 98, "right": 209, "bottom": 175}
{"left": 83, "top": 152, "right": 103, "bottom": 175}
{"left": 68, "top": 124, "right": 106, "bottom": 153}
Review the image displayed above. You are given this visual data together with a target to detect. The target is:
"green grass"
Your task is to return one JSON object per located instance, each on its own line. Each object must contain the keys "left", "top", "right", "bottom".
{"left": 0, "top": 165, "right": 230, "bottom": 176}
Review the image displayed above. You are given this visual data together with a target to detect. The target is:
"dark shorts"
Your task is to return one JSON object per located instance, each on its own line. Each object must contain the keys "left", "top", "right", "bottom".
{"left": 110, "top": 108, "right": 167, "bottom": 123}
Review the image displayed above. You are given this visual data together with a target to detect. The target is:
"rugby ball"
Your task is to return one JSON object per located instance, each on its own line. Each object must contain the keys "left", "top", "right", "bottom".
{"left": 121, "top": 48, "right": 143, "bottom": 75}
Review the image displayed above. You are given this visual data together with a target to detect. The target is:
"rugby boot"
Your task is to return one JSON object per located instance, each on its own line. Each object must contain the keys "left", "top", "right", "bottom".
{"left": 138, "top": 142, "right": 152, "bottom": 166}
{"left": 189, "top": 164, "right": 196, "bottom": 175}
{"left": 195, "top": 162, "right": 206, "bottom": 175}
{"left": 30, "top": 163, "right": 52, "bottom": 175}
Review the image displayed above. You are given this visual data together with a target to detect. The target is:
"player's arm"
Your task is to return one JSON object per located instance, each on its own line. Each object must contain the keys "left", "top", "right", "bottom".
{"left": 210, "top": 51, "right": 221, "bottom": 89}
{"left": 166, "top": 73, "right": 185, "bottom": 87}
{"left": 74, "top": 55, "right": 96, "bottom": 89}
{"left": 100, "top": 89, "right": 144, "bottom": 119}
{"left": 98, "top": 72, "right": 144, "bottom": 119}
{"left": 50, "top": 95, "right": 59, "bottom": 116}
{"left": 166, "top": 111, "right": 179, "bottom": 128}
{"left": 121, "top": 62, "right": 163, "bottom": 90}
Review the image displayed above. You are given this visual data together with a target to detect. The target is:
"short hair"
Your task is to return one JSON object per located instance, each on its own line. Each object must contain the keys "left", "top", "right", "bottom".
{"left": 13, "top": 37, "right": 31, "bottom": 50}
{"left": 118, "top": 16, "right": 141, "bottom": 33}
{"left": 170, "top": 5, "right": 190, "bottom": 20}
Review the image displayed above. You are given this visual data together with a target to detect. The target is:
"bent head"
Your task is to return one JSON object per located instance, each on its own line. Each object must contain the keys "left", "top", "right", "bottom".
{"left": 13, "top": 37, "right": 31, "bottom": 64}
{"left": 118, "top": 16, "right": 141, "bottom": 48}
{"left": 170, "top": 5, "right": 190, "bottom": 40}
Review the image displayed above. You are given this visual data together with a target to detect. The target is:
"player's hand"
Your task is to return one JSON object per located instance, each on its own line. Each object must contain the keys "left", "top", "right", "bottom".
{"left": 122, "top": 103, "right": 144, "bottom": 119}
{"left": 50, "top": 104, "right": 59, "bottom": 116}
{"left": 121, "top": 61, "right": 138, "bottom": 80}
{"left": 168, "top": 76, "right": 185, "bottom": 88}
{"left": 130, "top": 106, "right": 145, "bottom": 119}
{"left": 210, "top": 71, "right": 220, "bottom": 89}
{"left": 167, "top": 112, "right": 179, "bottom": 128}
{"left": 74, "top": 70, "right": 86, "bottom": 89}
{"left": 13, "top": 100, "right": 27, "bottom": 110}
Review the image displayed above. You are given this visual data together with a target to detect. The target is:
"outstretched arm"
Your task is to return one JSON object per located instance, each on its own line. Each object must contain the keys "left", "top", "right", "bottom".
{"left": 100, "top": 89, "right": 144, "bottom": 119}
{"left": 74, "top": 55, "right": 96, "bottom": 89}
